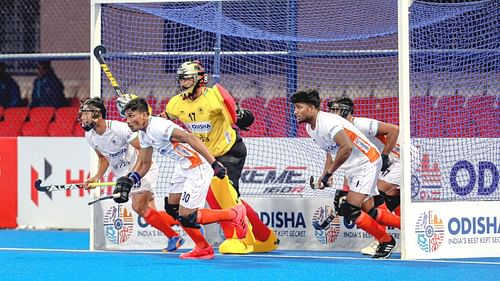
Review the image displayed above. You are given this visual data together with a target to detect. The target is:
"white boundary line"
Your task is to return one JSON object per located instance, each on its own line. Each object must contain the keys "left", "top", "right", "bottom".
{"left": 1, "top": 247, "right": 499, "bottom": 266}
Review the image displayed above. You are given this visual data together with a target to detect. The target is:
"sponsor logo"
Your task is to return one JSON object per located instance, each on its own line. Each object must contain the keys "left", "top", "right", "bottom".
{"left": 450, "top": 161, "right": 499, "bottom": 197}
{"left": 242, "top": 166, "right": 306, "bottom": 195}
{"left": 187, "top": 122, "right": 212, "bottom": 133}
{"left": 448, "top": 216, "right": 500, "bottom": 235}
{"left": 312, "top": 206, "right": 340, "bottom": 245}
{"left": 414, "top": 153, "right": 442, "bottom": 200}
{"left": 260, "top": 211, "right": 307, "bottom": 238}
{"left": 415, "top": 210, "right": 445, "bottom": 253}
{"left": 103, "top": 205, "right": 134, "bottom": 244}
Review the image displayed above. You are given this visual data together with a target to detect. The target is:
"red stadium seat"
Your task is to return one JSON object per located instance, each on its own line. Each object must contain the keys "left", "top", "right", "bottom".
{"left": 0, "top": 107, "right": 29, "bottom": 136}
{"left": 468, "top": 95, "right": 498, "bottom": 137}
{"left": 73, "top": 122, "right": 85, "bottom": 136}
{"left": 266, "top": 97, "right": 290, "bottom": 137}
{"left": 435, "top": 95, "right": 470, "bottom": 137}
{"left": 410, "top": 96, "right": 439, "bottom": 137}
{"left": 353, "top": 97, "right": 378, "bottom": 120}
{"left": 239, "top": 96, "right": 267, "bottom": 137}
{"left": 0, "top": 106, "right": 4, "bottom": 119}
{"left": 48, "top": 106, "right": 80, "bottom": 136}
{"left": 158, "top": 97, "right": 170, "bottom": 116}
{"left": 105, "top": 96, "right": 121, "bottom": 120}
{"left": 22, "top": 106, "right": 55, "bottom": 136}
{"left": 378, "top": 96, "right": 399, "bottom": 125}
{"left": 145, "top": 94, "right": 159, "bottom": 115}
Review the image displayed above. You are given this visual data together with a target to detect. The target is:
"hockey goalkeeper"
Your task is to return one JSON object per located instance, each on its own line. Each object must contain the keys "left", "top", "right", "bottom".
{"left": 161, "top": 60, "right": 278, "bottom": 254}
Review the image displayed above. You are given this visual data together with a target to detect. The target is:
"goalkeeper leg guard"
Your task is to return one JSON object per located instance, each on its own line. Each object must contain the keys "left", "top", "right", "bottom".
{"left": 241, "top": 200, "right": 278, "bottom": 252}
{"left": 207, "top": 177, "right": 256, "bottom": 254}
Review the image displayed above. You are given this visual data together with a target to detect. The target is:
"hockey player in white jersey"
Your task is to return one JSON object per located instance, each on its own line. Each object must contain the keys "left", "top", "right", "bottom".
{"left": 78, "top": 97, "right": 184, "bottom": 252}
{"left": 328, "top": 96, "right": 402, "bottom": 255}
{"left": 118, "top": 97, "right": 247, "bottom": 260}
{"left": 291, "top": 89, "right": 399, "bottom": 258}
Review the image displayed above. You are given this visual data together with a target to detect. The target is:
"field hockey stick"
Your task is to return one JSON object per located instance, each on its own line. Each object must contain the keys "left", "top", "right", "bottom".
{"left": 309, "top": 176, "right": 332, "bottom": 190}
{"left": 34, "top": 179, "right": 115, "bottom": 192}
{"left": 88, "top": 193, "right": 120, "bottom": 206}
{"left": 93, "top": 45, "right": 124, "bottom": 97}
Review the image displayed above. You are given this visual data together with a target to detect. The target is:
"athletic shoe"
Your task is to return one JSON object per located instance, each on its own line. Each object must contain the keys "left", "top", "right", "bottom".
{"left": 179, "top": 245, "right": 215, "bottom": 260}
{"left": 231, "top": 204, "right": 248, "bottom": 239}
{"left": 360, "top": 240, "right": 379, "bottom": 256}
{"left": 372, "top": 236, "right": 396, "bottom": 259}
{"left": 163, "top": 236, "right": 185, "bottom": 252}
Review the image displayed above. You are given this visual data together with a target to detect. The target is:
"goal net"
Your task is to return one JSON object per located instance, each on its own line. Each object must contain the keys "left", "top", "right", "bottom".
{"left": 92, "top": 0, "right": 499, "bottom": 257}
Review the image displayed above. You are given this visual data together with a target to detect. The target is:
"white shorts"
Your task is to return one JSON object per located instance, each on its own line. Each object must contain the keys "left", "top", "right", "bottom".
{"left": 169, "top": 162, "right": 212, "bottom": 209}
{"left": 379, "top": 159, "right": 400, "bottom": 188}
{"left": 129, "top": 161, "right": 159, "bottom": 196}
{"left": 345, "top": 159, "right": 381, "bottom": 196}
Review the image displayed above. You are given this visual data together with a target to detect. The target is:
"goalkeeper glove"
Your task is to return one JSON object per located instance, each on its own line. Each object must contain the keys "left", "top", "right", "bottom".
{"left": 211, "top": 161, "right": 227, "bottom": 179}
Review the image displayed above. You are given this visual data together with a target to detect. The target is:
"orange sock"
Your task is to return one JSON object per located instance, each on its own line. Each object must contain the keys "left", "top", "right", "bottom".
{"left": 206, "top": 189, "right": 235, "bottom": 238}
{"left": 182, "top": 226, "right": 210, "bottom": 249}
{"left": 355, "top": 212, "right": 392, "bottom": 242}
{"left": 197, "top": 208, "right": 236, "bottom": 224}
{"left": 241, "top": 200, "right": 270, "bottom": 242}
{"left": 394, "top": 206, "right": 400, "bottom": 216}
{"left": 376, "top": 207, "right": 401, "bottom": 229}
{"left": 143, "top": 208, "right": 178, "bottom": 238}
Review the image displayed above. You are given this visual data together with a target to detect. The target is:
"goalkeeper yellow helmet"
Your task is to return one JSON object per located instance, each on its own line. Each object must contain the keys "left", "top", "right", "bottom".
{"left": 116, "top": 94, "right": 152, "bottom": 118}
{"left": 176, "top": 60, "right": 208, "bottom": 98}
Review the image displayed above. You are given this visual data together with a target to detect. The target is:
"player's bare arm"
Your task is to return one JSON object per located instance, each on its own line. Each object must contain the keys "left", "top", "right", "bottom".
{"left": 170, "top": 127, "right": 217, "bottom": 164}
{"left": 135, "top": 146, "right": 153, "bottom": 178}
{"left": 129, "top": 136, "right": 145, "bottom": 173}
{"left": 329, "top": 130, "right": 353, "bottom": 173}
{"left": 86, "top": 149, "right": 109, "bottom": 185}
{"left": 376, "top": 122, "right": 399, "bottom": 155}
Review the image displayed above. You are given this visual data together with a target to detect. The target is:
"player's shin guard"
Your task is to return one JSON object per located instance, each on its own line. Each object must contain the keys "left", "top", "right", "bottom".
{"left": 355, "top": 212, "right": 392, "bottom": 243}
{"left": 143, "top": 208, "right": 179, "bottom": 238}
{"left": 368, "top": 206, "right": 400, "bottom": 229}
{"left": 207, "top": 177, "right": 255, "bottom": 254}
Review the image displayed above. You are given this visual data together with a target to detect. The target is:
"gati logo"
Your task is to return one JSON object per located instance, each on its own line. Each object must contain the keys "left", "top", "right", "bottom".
{"left": 312, "top": 205, "right": 340, "bottom": 245}
{"left": 415, "top": 210, "right": 445, "bottom": 253}
{"left": 413, "top": 153, "right": 443, "bottom": 200}
{"left": 103, "top": 205, "right": 134, "bottom": 244}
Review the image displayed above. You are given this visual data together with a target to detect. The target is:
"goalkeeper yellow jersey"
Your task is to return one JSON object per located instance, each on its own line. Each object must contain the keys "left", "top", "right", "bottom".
{"left": 166, "top": 87, "right": 236, "bottom": 157}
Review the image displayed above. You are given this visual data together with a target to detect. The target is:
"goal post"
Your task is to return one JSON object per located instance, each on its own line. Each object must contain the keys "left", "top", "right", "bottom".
{"left": 89, "top": 0, "right": 500, "bottom": 258}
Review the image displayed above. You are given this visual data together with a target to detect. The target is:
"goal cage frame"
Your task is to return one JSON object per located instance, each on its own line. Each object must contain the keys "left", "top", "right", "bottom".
{"left": 89, "top": 0, "right": 500, "bottom": 260}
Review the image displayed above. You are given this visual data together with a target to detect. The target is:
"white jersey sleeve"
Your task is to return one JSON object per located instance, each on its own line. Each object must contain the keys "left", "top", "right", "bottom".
{"left": 307, "top": 111, "right": 380, "bottom": 171}
{"left": 352, "top": 117, "right": 379, "bottom": 138}
{"left": 85, "top": 120, "right": 138, "bottom": 176}
{"left": 140, "top": 116, "right": 204, "bottom": 169}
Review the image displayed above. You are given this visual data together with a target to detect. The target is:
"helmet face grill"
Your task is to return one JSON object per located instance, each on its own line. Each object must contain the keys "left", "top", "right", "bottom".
{"left": 328, "top": 101, "right": 353, "bottom": 118}
{"left": 176, "top": 60, "right": 208, "bottom": 97}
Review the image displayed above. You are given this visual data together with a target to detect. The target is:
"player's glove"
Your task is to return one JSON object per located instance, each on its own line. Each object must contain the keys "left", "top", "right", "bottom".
{"left": 321, "top": 172, "right": 333, "bottom": 188}
{"left": 313, "top": 213, "right": 336, "bottom": 230}
{"left": 113, "top": 176, "right": 133, "bottom": 203}
{"left": 211, "top": 161, "right": 227, "bottom": 179}
{"left": 334, "top": 189, "right": 348, "bottom": 216}
{"left": 381, "top": 154, "right": 391, "bottom": 172}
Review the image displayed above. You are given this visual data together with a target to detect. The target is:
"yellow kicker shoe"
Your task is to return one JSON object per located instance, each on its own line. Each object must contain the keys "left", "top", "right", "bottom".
{"left": 219, "top": 238, "right": 254, "bottom": 254}
{"left": 253, "top": 229, "right": 279, "bottom": 253}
